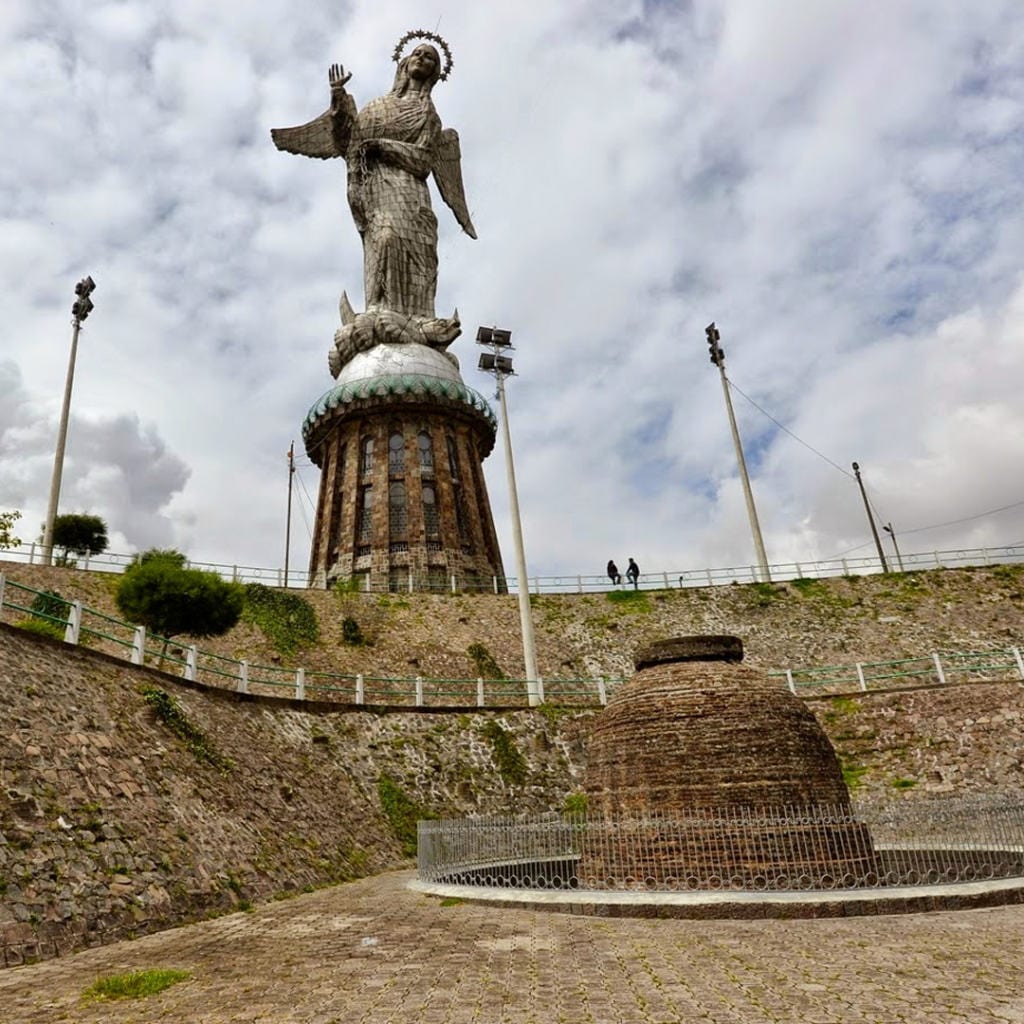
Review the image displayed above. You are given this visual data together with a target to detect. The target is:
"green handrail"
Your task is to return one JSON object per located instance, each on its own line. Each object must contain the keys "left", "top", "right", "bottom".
{"left": 2, "top": 570, "right": 1021, "bottom": 705}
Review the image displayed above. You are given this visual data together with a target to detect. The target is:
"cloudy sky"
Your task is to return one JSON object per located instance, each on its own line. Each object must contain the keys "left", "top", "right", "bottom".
{"left": 2, "top": 0, "right": 1023, "bottom": 582}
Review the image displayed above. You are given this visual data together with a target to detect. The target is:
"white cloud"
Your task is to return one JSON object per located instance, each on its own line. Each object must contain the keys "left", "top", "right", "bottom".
{"left": 1, "top": 0, "right": 1023, "bottom": 581}
{"left": 0, "top": 360, "right": 189, "bottom": 552}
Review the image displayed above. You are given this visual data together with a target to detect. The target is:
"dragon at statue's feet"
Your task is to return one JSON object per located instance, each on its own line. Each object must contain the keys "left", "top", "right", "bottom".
{"left": 328, "top": 292, "right": 463, "bottom": 377}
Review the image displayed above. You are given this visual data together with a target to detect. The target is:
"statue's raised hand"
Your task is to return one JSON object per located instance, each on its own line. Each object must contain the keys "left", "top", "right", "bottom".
{"left": 329, "top": 63, "right": 352, "bottom": 90}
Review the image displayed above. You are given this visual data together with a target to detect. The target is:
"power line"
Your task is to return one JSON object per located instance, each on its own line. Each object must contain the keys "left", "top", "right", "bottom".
{"left": 294, "top": 467, "right": 317, "bottom": 512}
{"left": 726, "top": 377, "right": 852, "bottom": 478}
{"left": 825, "top": 498, "right": 1024, "bottom": 560}
{"left": 724, "top": 376, "right": 1024, "bottom": 553}
{"left": 899, "top": 498, "right": 1024, "bottom": 536}
{"left": 828, "top": 539, "right": 876, "bottom": 559}
{"left": 727, "top": 377, "right": 894, "bottom": 561}
{"left": 293, "top": 468, "right": 316, "bottom": 540}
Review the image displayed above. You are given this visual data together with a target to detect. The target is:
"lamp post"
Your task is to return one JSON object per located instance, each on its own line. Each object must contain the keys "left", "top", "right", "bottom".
{"left": 705, "top": 322, "right": 771, "bottom": 582}
{"left": 42, "top": 276, "right": 96, "bottom": 566}
{"left": 477, "top": 326, "right": 540, "bottom": 706}
{"left": 851, "top": 461, "right": 890, "bottom": 574}
{"left": 882, "top": 522, "right": 905, "bottom": 573}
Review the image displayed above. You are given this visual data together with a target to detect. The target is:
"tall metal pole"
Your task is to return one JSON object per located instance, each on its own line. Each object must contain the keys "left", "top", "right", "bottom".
{"left": 496, "top": 373, "right": 540, "bottom": 705}
{"left": 284, "top": 440, "right": 295, "bottom": 588}
{"left": 42, "top": 277, "right": 95, "bottom": 566}
{"left": 852, "top": 461, "right": 890, "bottom": 573}
{"left": 705, "top": 323, "right": 771, "bottom": 581}
{"left": 883, "top": 522, "right": 905, "bottom": 573}
{"left": 477, "top": 326, "right": 540, "bottom": 706}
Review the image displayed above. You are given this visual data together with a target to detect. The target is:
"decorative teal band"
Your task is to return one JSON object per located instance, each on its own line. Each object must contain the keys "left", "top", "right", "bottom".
{"left": 302, "top": 374, "right": 497, "bottom": 438}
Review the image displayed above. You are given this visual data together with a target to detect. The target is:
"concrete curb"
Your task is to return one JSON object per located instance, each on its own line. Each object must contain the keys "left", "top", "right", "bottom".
{"left": 409, "top": 874, "right": 1024, "bottom": 919}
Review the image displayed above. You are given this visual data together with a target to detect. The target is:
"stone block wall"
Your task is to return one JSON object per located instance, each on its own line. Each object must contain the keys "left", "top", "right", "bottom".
{"left": 0, "top": 625, "right": 586, "bottom": 966}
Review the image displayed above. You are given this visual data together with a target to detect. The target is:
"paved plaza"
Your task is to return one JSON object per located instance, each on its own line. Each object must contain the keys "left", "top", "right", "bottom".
{"left": 1, "top": 870, "right": 1022, "bottom": 1023}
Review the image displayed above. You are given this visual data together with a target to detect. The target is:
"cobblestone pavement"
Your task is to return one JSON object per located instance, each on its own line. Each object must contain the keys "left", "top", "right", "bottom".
{"left": 1, "top": 871, "right": 1023, "bottom": 1023}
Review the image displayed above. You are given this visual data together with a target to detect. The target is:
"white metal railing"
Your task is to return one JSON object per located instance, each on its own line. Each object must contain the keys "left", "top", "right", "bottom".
{"left": 770, "top": 648, "right": 1024, "bottom": 694}
{"left": 2, "top": 542, "right": 1022, "bottom": 595}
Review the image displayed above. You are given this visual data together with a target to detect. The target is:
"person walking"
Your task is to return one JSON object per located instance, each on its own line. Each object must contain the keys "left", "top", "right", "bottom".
{"left": 607, "top": 560, "right": 621, "bottom": 586}
{"left": 626, "top": 557, "right": 640, "bottom": 589}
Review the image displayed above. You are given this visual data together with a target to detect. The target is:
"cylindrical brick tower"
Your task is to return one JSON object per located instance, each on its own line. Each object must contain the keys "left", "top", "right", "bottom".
{"left": 302, "top": 342, "right": 505, "bottom": 591}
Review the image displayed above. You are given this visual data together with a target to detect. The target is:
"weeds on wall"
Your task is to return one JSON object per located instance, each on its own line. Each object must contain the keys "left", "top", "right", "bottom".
{"left": 562, "top": 791, "right": 588, "bottom": 816}
{"left": 141, "top": 687, "right": 231, "bottom": 772}
{"left": 535, "top": 704, "right": 578, "bottom": 726}
{"left": 790, "top": 578, "right": 825, "bottom": 597}
{"left": 748, "top": 582, "right": 785, "bottom": 608}
{"left": 241, "top": 584, "right": 320, "bottom": 655}
{"left": 377, "top": 774, "right": 434, "bottom": 857}
{"left": 331, "top": 575, "right": 363, "bottom": 594}
{"left": 31, "top": 589, "right": 70, "bottom": 624}
{"left": 16, "top": 589, "right": 71, "bottom": 640}
{"left": 605, "top": 590, "right": 652, "bottom": 612}
{"left": 841, "top": 761, "right": 869, "bottom": 791}
{"left": 15, "top": 617, "right": 66, "bottom": 641}
{"left": 467, "top": 642, "right": 504, "bottom": 680}
{"left": 480, "top": 720, "right": 528, "bottom": 786}
{"left": 341, "top": 616, "right": 366, "bottom": 646}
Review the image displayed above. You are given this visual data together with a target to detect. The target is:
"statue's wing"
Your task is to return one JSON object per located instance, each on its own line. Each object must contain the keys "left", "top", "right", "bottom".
{"left": 432, "top": 128, "right": 477, "bottom": 239}
{"left": 270, "top": 111, "right": 339, "bottom": 159}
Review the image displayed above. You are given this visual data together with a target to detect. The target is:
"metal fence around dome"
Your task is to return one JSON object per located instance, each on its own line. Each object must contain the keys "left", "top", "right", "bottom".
{"left": 417, "top": 797, "right": 1024, "bottom": 893}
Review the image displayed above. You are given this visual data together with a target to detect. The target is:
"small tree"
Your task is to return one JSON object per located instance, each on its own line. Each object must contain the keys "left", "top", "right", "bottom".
{"left": 116, "top": 554, "right": 244, "bottom": 664}
{"left": 136, "top": 548, "right": 187, "bottom": 568}
{"left": 52, "top": 513, "right": 108, "bottom": 564}
{"left": 0, "top": 510, "right": 21, "bottom": 550}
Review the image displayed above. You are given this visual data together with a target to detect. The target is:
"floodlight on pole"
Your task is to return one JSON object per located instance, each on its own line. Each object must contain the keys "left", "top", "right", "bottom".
{"left": 42, "top": 276, "right": 96, "bottom": 566}
{"left": 477, "top": 325, "right": 540, "bottom": 706}
{"left": 704, "top": 322, "right": 771, "bottom": 582}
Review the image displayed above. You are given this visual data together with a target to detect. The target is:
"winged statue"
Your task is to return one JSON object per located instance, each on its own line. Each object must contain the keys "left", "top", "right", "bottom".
{"left": 271, "top": 32, "right": 476, "bottom": 374}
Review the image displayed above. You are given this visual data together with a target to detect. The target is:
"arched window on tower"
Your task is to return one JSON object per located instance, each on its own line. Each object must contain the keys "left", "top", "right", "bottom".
{"left": 314, "top": 447, "right": 331, "bottom": 562}
{"left": 422, "top": 484, "right": 440, "bottom": 546}
{"left": 389, "top": 481, "right": 408, "bottom": 546}
{"left": 360, "top": 436, "right": 374, "bottom": 476}
{"left": 446, "top": 435, "right": 460, "bottom": 481}
{"left": 446, "top": 434, "right": 471, "bottom": 549}
{"left": 418, "top": 431, "right": 434, "bottom": 474}
{"left": 328, "top": 443, "right": 345, "bottom": 557}
{"left": 356, "top": 485, "right": 373, "bottom": 552}
{"left": 388, "top": 431, "right": 405, "bottom": 477}
{"left": 454, "top": 489, "right": 471, "bottom": 548}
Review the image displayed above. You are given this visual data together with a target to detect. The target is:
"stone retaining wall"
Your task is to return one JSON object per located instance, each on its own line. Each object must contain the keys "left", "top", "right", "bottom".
{"left": 0, "top": 625, "right": 586, "bottom": 966}
{"left": 807, "top": 681, "right": 1024, "bottom": 800}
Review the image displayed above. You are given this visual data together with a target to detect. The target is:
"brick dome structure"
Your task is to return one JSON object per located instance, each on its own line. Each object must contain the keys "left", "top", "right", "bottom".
{"left": 580, "top": 636, "right": 875, "bottom": 884}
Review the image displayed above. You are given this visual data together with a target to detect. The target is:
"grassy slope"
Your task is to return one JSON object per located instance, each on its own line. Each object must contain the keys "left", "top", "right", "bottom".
{"left": 3, "top": 560, "right": 1022, "bottom": 684}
